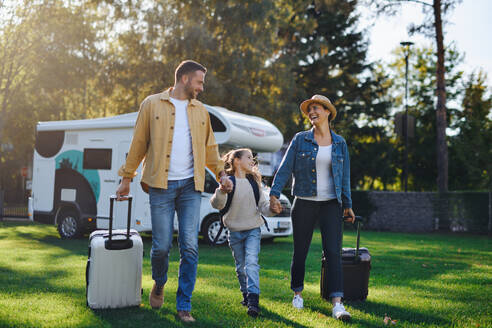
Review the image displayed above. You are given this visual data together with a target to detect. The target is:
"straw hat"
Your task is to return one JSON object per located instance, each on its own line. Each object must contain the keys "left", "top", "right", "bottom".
{"left": 300, "top": 95, "right": 337, "bottom": 120}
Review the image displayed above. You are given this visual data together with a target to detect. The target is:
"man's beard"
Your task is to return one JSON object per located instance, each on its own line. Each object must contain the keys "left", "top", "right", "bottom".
{"left": 184, "top": 82, "right": 195, "bottom": 99}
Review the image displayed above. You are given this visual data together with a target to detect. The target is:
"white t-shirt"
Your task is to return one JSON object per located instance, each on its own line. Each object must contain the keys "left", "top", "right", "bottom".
{"left": 297, "top": 145, "right": 337, "bottom": 202}
{"left": 168, "top": 97, "right": 194, "bottom": 180}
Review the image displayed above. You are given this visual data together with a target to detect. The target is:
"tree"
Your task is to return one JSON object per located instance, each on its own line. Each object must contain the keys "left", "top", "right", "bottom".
{"left": 0, "top": 0, "right": 416, "bottom": 195}
{"left": 275, "top": 0, "right": 398, "bottom": 189}
{"left": 368, "top": 0, "right": 463, "bottom": 192}
{"left": 0, "top": 1, "right": 40, "bottom": 146}
{"left": 388, "top": 45, "right": 463, "bottom": 191}
{"left": 90, "top": 0, "right": 288, "bottom": 120}
{"left": 0, "top": 0, "right": 103, "bottom": 191}
{"left": 160, "top": 0, "right": 285, "bottom": 117}
{"left": 449, "top": 71, "right": 492, "bottom": 190}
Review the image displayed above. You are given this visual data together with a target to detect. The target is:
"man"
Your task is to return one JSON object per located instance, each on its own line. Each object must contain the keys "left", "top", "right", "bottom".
{"left": 116, "top": 60, "right": 232, "bottom": 323}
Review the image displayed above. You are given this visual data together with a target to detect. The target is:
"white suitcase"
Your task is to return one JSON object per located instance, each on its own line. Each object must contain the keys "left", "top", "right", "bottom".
{"left": 86, "top": 196, "right": 143, "bottom": 309}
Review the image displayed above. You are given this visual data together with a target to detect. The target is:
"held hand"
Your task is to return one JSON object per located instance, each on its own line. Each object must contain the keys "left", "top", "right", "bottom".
{"left": 343, "top": 208, "right": 356, "bottom": 223}
{"left": 219, "top": 175, "right": 233, "bottom": 193}
{"left": 269, "top": 196, "right": 283, "bottom": 214}
{"left": 116, "top": 178, "right": 131, "bottom": 201}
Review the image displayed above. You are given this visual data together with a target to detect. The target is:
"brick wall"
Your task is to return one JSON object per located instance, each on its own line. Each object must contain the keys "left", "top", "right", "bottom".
{"left": 364, "top": 191, "right": 437, "bottom": 233}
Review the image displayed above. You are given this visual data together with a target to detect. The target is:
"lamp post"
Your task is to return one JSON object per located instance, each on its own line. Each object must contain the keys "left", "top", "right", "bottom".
{"left": 400, "top": 41, "right": 413, "bottom": 192}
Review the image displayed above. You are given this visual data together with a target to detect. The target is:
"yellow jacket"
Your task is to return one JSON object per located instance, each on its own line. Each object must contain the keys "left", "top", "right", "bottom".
{"left": 118, "top": 88, "right": 224, "bottom": 192}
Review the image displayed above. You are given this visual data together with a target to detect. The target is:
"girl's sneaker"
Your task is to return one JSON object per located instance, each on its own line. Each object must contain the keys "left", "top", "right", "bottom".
{"left": 292, "top": 294, "right": 303, "bottom": 309}
{"left": 332, "top": 302, "right": 351, "bottom": 321}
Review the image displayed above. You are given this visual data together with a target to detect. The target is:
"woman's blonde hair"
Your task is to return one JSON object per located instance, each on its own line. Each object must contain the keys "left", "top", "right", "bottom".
{"left": 222, "top": 148, "right": 262, "bottom": 185}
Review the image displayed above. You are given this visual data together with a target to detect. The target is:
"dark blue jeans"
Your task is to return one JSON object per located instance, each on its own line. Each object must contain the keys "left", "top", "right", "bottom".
{"left": 290, "top": 198, "right": 343, "bottom": 298}
{"left": 148, "top": 177, "right": 201, "bottom": 311}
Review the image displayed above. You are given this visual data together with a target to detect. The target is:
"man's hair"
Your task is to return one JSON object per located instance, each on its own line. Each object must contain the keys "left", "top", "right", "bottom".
{"left": 175, "top": 60, "right": 207, "bottom": 83}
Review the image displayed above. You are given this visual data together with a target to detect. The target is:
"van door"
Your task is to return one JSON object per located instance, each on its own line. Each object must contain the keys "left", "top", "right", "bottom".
{"left": 32, "top": 158, "right": 56, "bottom": 212}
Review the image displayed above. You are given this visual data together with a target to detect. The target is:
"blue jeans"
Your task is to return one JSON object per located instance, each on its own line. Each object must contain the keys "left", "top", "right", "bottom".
{"left": 228, "top": 227, "right": 261, "bottom": 295}
{"left": 148, "top": 177, "right": 201, "bottom": 311}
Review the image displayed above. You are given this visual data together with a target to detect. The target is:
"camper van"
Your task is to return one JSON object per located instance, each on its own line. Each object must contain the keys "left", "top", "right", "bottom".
{"left": 29, "top": 105, "right": 292, "bottom": 244}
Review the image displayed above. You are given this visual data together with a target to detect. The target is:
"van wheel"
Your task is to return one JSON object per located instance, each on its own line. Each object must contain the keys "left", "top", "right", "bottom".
{"left": 57, "top": 209, "right": 82, "bottom": 239}
{"left": 201, "top": 214, "right": 229, "bottom": 245}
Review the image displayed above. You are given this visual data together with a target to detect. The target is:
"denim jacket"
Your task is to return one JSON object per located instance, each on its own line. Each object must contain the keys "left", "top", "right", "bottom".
{"left": 270, "top": 128, "right": 352, "bottom": 209}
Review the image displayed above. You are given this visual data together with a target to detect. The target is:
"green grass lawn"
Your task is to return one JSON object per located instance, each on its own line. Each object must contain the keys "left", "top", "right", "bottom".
{"left": 0, "top": 221, "right": 490, "bottom": 328}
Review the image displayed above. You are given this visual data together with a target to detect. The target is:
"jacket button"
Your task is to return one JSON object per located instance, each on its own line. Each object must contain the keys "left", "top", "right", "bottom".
{"left": 312, "top": 169, "right": 315, "bottom": 172}
{"left": 170, "top": 126, "right": 174, "bottom": 129}
{"left": 166, "top": 155, "right": 170, "bottom": 158}
{"left": 312, "top": 180, "right": 316, "bottom": 183}
{"left": 172, "top": 112, "right": 175, "bottom": 116}
{"left": 312, "top": 158, "right": 315, "bottom": 160}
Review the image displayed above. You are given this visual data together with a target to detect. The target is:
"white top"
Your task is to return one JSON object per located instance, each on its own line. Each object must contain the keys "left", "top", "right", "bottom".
{"left": 168, "top": 97, "right": 194, "bottom": 180}
{"left": 297, "top": 145, "right": 337, "bottom": 202}
{"left": 210, "top": 178, "right": 275, "bottom": 232}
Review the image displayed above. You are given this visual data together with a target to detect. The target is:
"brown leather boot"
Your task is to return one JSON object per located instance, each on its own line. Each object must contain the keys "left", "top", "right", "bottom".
{"left": 149, "top": 283, "right": 164, "bottom": 309}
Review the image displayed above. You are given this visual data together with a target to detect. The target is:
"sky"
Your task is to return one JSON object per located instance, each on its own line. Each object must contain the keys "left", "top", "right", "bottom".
{"left": 358, "top": 0, "right": 492, "bottom": 85}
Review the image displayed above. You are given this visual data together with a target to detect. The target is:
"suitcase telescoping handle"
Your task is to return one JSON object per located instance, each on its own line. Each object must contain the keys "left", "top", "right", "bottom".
{"left": 109, "top": 195, "right": 133, "bottom": 245}
{"left": 344, "top": 215, "right": 364, "bottom": 259}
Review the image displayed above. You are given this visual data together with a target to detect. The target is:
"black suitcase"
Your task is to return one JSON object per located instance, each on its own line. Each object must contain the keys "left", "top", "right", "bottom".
{"left": 321, "top": 216, "right": 371, "bottom": 302}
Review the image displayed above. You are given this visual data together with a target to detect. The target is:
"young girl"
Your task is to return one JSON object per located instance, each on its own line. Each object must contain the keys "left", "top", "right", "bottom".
{"left": 210, "top": 148, "right": 277, "bottom": 318}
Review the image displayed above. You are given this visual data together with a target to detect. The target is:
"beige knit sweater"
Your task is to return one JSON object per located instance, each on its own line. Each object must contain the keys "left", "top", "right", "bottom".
{"left": 210, "top": 178, "right": 275, "bottom": 232}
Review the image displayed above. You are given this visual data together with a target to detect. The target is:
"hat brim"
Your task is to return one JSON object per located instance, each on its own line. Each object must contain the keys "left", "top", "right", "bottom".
{"left": 300, "top": 99, "right": 337, "bottom": 120}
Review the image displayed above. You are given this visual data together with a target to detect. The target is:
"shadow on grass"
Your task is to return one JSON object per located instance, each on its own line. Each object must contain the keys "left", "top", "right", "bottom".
{"left": 0, "top": 265, "right": 76, "bottom": 294}
{"left": 259, "top": 307, "right": 309, "bottom": 328}
{"left": 307, "top": 297, "right": 451, "bottom": 327}
{"left": 348, "top": 299, "right": 451, "bottom": 327}
{"left": 191, "top": 288, "right": 309, "bottom": 328}
{"left": 405, "top": 279, "right": 490, "bottom": 305}
{"left": 89, "top": 306, "right": 228, "bottom": 328}
{"left": 0, "top": 263, "right": 224, "bottom": 328}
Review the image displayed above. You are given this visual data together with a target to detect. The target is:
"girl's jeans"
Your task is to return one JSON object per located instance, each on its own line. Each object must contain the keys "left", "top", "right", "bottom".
{"left": 228, "top": 227, "right": 261, "bottom": 295}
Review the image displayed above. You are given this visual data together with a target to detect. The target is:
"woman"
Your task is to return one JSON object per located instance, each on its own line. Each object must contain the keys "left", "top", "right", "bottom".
{"left": 269, "top": 95, "right": 355, "bottom": 321}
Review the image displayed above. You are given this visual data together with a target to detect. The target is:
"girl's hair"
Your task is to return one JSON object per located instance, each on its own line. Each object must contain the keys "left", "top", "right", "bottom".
{"left": 222, "top": 148, "right": 262, "bottom": 185}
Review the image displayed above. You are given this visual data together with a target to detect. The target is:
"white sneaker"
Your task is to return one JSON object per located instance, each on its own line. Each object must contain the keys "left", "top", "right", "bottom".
{"left": 332, "top": 302, "right": 351, "bottom": 321}
{"left": 292, "top": 294, "right": 304, "bottom": 309}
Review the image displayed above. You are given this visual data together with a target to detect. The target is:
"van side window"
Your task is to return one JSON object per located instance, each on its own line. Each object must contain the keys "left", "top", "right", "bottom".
{"left": 209, "top": 113, "right": 226, "bottom": 132}
{"left": 83, "top": 148, "right": 112, "bottom": 170}
{"left": 204, "top": 170, "right": 219, "bottom": 194}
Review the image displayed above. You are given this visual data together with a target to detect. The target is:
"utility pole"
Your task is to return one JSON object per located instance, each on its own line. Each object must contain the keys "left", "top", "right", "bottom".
{"left": 400, "top": 41, "right": 414, "bottom": 192}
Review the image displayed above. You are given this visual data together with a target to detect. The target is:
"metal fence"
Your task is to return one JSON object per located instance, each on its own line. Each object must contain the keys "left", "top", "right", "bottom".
{"left": 0, "top": 189, "right": 29, "bottom": 219}
{"left": 433, "top": 191, "right": 491, "bottom": 233}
